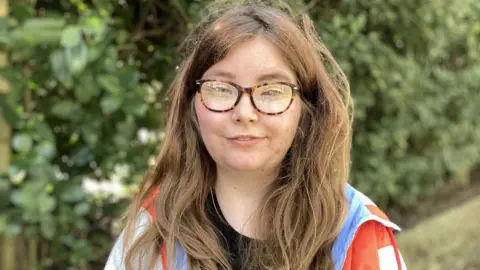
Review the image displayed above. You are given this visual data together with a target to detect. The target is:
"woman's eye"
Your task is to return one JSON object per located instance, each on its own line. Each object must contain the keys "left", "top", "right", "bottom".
{"left": 215, "top": 87, "right": 231, "bottom": 93}
{"left": 262, "top": 89, "right": 282, "bottom": 96}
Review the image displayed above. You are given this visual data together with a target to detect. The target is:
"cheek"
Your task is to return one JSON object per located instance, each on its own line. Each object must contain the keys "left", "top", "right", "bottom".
{"left": 266, "top": 101, "right": 302, "bottom": 148}
{"left": 278, "top": 101, "right": 301, "bottom": 136}
{"left": 194, "top": 95, "right": 224, "bottom": 143}
{"left": 195, "top": 96, "right": 212, "bottom": 136}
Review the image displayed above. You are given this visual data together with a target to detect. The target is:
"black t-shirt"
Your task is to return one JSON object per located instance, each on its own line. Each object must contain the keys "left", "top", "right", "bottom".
{"left": 206, "top": 192, "right": 251, "bottom": 269}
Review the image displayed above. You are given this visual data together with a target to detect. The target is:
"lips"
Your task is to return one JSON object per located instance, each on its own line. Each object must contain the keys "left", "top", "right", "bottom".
{"left": 228, "top": 135, "right": 263, "bottom": 140}
{"left": 227, "top": 135, "right": 265, "bottom": 146}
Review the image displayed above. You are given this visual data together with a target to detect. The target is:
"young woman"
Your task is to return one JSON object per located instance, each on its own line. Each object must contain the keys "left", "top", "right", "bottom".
{"left": 106, "top": 1, "right": 407, "bottom": 269}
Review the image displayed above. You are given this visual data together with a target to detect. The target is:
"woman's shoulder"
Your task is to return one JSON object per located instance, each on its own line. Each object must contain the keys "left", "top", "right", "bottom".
{"left": 333, "top": 184, "right": 406, "bottom": 270}
{"left": 342, "top": 220, "right": 407, "bottom": 270}
{"left": 105, "top": 208, "right": 156, "bottom": 270}
{"left": 344, "top": 184, "right": 400, "bottom": 230}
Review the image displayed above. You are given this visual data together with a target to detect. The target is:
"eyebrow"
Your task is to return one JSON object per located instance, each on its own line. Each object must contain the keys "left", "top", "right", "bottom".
{"left": 205, "top": 70, "right": 295, "bottom": 84}
{"left": 257, "top": 73, "right": 294, "bottom": 83}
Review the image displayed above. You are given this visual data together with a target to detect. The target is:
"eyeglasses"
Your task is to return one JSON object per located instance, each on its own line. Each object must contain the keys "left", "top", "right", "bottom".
{"left": 195, "top": 79, "right": 299, "bottom": 115}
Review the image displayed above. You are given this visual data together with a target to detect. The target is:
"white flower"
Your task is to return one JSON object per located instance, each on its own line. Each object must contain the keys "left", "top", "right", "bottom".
{"left": 82, "top": 171, "right": 133, "bottom": 203}
{"left": 114, "top": 164, "right": 130, "bottom": 179}
{"left": 109, "top": 173, "right": 121, "bottom": 184}
{"left": 94, "top": 168, "right": 102, "bottom": 177}
{"left": 10, "top": 170, "right": 26, "bottom": 185}
{"left": 54, "top": 165, "right": 68, "bottom": 181}
{"left": 109, "top": 181, "right": 129, "bottom": 201}
{"left": 82, "top": 177, "right": 101, "bottom": 196}
{"left": 158, "top": 131, "right": 165, "bottom": 141}
{"left": 148, "top": 155, "right": 157, "bottom": 166}
{"left": 97, "top": 180, "right": 128, "bottom": 202}
{"left": 137, "top": 128, "right": 149, "bottom": 143}
{"left": 137, "top": 128, "right": 159, "bottom": 144}
{"left": 137, "top": 128, "right": 150, "bottom": 144}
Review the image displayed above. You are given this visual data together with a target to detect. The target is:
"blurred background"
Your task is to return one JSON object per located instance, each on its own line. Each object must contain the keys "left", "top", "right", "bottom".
{"left": 0, "top": 0, "right": 479, "bottom": 269}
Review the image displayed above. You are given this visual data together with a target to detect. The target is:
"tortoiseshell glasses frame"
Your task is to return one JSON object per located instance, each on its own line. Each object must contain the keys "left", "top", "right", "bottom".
{"left": 195, "top": 79, "right": 300, "bottom": 115}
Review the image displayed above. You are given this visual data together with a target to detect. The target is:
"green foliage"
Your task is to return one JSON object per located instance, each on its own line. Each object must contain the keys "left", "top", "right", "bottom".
{"left": 308, "top": 0, "right": 480, "bottom": 207}
{"left": 1, "top": 0, "right": 168, "bottom": 267}
{"left": 0, "top": 0, "right": 479, "bottom": 268}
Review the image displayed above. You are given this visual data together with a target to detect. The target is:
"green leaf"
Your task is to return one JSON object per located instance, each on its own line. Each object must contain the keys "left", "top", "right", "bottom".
{"left": 10, "top": 3, "right": 36, "bottom": 22}
{"left": 102, "top": 47, "right": 118, "bottom": 73}
{"left": 61, "top": 26, "right": 82, "bottom": 48}
{"left": 97, "top": 74, "right": 123, "bottom": 96}
{"left": 50, "top": 50, "right": 73, "bottom": 87}
{"left": 23, "top": 17, "right": 65, "bottom": 30}
{"left": 59, "top": 234, "right": 76, "bottom": 247}
{"left": 5, "top": 223, "right": 21, "bottom": 237}
{"left": 40, "top": 215, "right": 56, "bottom": 240}
{"left": 10, "top": 46, "right": 35, "bottom": 62}
{"left": 87, "top": 45, "right": 102, "bottom": 62}
{"left": 65, "top": 43, "right": 89, "bottom": 75}
{"left": 60, "top": 184, "right": 84, "bottom": 203}
{"left": 70, "top": 147, "right": 94, "bottom": 166}
{"left": 119, "top": 67, "right": 139, "bottom": 88}
{"left": 100, "top": 95, "right": 123, "bottom": 114}
{"left": 34, "top": 141, "right": 56, "bottom": 162}
{"left": 28, "top": 162, "right": 57, "bottom": 183}
{"left": 81, "top": 123, "right": 101, "bottom": 147}
{"left": 12, "top": 133, "right": 33, "bottom": 153}
{"left": 0, "top": 96, "right": 22, "bottom": 127}
{"left": 74, "top": 218, "right": 89, "bottom": 231}
{"left": 0, "top": 32, "right": 12, "bottom": 46}
{"left": 35, "top": 121, "right": 55, "bottom": 143}
{"left": 12, "top": 17, "right": 65, "bottom": 45}
{"left": 92, "top": 0, "right": 115, "bottom": 15}
{"left": 51, "top": 100, "right": 81, "bottom": 120}
{"left": 113, "top": 134, "right": 129, "bottom": 150}
{"left": 117, "top": 115, "right": 136, "bottom": 139}
{"left": 11, "top": 28, "right": 63, "bottom": 45}
{"left": 75, "top": 73, "right": 100, "bottom": 103}
{"left": 10, "top": 190, "right": 24, "bottom": 206}
{"left": 74, "top": 202, "right": 90, "bottom": 216}
{"left": 82, "top": 15, "right": 108, "bottom": 43}
{"left": 8, "top": 166, "right": 26, "bottom": 185}
{"left": 115, "top": 30, "right": 129, "bottom": 44}
{"left": 123, "top": 96, "right": 148, "bottom": 117}
{"left": 39, "top": 196, "right": 56, "bottom": 213}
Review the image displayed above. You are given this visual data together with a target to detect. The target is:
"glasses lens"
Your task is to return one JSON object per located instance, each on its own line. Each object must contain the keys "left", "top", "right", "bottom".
{"left": 200, "top": 81, "right": 238, "bottom": 111}
{"left": 253, "top": 84, "right": 293, "bottom": 114}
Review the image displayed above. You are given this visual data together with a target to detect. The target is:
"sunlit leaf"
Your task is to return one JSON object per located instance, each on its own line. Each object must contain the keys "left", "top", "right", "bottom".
{"left": 61, "top": 26, "right": 82, "bottom": 48}
{"left": 40, "top": 215, "right": 56, "bottom": 240}
{"left": 51, "top": 100, "right": 82, "bottom": 120}
{"left": 12, "top": 133, "right": 33, "bottom": 153}
{"left": 100, "top": 95, "right": 123, "bottom": 114}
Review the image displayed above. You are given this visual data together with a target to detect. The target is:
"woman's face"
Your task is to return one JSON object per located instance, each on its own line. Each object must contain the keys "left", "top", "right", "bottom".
{"left": 195, "top": 36, "right": 302, "bottom": 173}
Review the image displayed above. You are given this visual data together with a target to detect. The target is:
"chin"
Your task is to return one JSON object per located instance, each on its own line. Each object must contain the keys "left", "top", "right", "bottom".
{"left": 224, "top": 159, "right": 267, "bottom": 172}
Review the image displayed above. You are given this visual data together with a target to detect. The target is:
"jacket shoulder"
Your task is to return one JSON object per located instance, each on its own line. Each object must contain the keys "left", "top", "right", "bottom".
{"left": 332, "top": 184, "right": 401, "bottom": 270}
{"left": 344, "top": 184, "right": 400, "bottom": 230}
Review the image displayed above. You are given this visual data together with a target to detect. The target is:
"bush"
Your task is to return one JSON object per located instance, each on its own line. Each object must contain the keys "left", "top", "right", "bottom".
{"left": 0, "top": 0, "right": 478, "bottom": 268}
{"left": 307, "top": 0, "right": 480, "bottom": 208}
{"left": 0, "top": 1, "right": 171, "bottom": 267}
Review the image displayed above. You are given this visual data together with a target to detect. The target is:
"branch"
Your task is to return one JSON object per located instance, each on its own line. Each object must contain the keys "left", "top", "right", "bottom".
{"left": 158, "top": 0, "right": 189, "bottom": 23}
{"left": 129, "top": 21, "right": 174, "bottom": 42}
{"left": 133, "top": 0, "right": 155, "bottom": 35}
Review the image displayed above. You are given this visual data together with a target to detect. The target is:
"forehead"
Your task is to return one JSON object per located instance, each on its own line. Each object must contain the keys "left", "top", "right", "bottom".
{"left": 202, "top": 36, "right": 296, "bottom": 84}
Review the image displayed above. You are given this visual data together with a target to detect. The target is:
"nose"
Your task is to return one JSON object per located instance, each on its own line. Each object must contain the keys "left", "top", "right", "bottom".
{"left": 231, "top": 91, "right": 258, "bottom": 123}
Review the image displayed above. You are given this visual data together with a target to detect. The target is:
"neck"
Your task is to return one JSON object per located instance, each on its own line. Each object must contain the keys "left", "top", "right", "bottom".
{"left": 214, "top": 166, "right": 279, "bottom": 239}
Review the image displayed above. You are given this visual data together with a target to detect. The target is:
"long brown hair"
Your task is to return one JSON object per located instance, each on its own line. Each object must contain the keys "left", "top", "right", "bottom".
{"left": 122, "top": 1, "right": 353, "bottom": 269}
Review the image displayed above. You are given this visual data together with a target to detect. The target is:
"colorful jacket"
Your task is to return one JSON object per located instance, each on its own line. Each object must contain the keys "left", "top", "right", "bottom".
{"left": 105, "top": 184, "right": 407, "bottom": 270}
